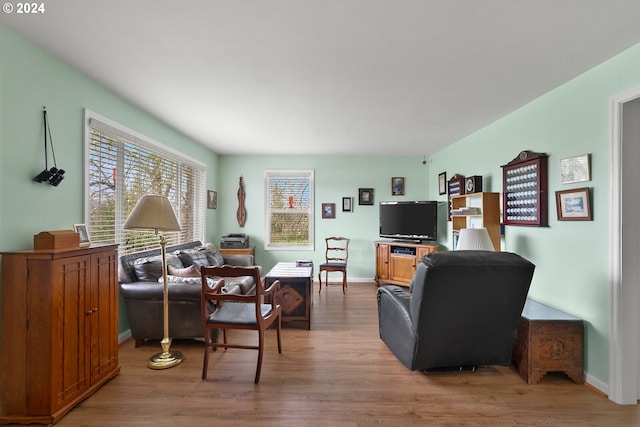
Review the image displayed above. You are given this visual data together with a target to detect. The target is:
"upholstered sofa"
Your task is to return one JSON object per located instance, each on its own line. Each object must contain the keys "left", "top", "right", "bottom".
{"left": 377, "top": 250, "right": 535, "bottom": 372}
{"left": 119, "top": 241, "right": 259, "bottom": 347}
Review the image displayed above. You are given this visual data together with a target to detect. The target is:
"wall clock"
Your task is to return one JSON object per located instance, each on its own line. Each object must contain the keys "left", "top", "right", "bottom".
{"left": 465, "top": 176, "right": 483, "bottom": 194}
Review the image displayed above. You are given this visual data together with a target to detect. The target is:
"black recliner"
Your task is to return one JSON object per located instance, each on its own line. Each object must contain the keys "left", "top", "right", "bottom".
{"left": 377, "top": 250, "right": 535, "bottom": 371}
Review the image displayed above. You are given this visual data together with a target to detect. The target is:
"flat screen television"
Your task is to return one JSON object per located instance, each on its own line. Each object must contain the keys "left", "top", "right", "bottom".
{"left": 379, "top": 201, "right": 438, "bottom": 242}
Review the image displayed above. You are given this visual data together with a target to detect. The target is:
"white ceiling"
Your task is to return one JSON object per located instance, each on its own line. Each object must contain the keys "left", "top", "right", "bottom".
{"left": 2, "top": 1, "right": 640, "bottom": 156}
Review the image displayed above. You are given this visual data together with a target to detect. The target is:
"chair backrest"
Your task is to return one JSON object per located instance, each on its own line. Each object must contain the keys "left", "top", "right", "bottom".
{"left": 200, "top": 265, "right": 268, "bottom": 324}
{"left": 409, "top": 250, "right": 535, "bottom": 370}
{"left": 324, "top": 237, "right": 349, "bottom": 264}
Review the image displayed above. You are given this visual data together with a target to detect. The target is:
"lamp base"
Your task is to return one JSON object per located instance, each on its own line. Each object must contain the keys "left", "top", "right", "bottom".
{"left": 147, "top": 349, "right": 184, "bottom": 370}
{"left": 147, "top": 337, "right": 183, "bottom": 369}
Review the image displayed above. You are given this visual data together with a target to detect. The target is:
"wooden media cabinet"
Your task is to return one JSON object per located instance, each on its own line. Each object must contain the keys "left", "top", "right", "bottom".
{"left": 374, "top": 241, "right": 438, "bottom": 287}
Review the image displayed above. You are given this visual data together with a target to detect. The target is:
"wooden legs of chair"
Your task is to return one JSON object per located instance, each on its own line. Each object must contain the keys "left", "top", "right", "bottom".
{"left": 318, "top": 269, "right": 347, "bottom": 294}
{"left": 202, "top": 329, "right": 225, "bottom": 380}
{"left": 254, "top": 318, "right": 282, "bottom": 384}
{"left": 202, "top": 323, "right": 282, "bottom": 384}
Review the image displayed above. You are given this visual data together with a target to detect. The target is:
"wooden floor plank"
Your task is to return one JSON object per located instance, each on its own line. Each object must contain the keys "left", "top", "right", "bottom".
{"left": 43, "top": 282, "right": 640, "bottom": 426}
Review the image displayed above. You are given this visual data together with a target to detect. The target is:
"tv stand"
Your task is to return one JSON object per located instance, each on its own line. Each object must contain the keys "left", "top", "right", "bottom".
{"left": 374, "top": 240, "right": 438, "bottom": 287}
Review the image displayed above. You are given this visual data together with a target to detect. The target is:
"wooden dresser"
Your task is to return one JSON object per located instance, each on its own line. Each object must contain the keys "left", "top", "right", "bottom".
{"left": 1, "top": 244, "right": 120, "bottom": 425}
{"left": 512, "top": 299, "right": 583, "bottom": 384}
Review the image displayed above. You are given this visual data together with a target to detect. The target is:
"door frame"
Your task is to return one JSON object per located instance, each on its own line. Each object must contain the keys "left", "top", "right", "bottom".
{"left": 608, "top": 86, "right": 640, "bottom": 404}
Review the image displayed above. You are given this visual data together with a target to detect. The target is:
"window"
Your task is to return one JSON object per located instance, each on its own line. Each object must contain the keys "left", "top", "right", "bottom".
{"left": 265, "top": 170, "right": 314, "bottom": 250}
{"left": 84, "top": 110, "right": 206, "bottom": 255}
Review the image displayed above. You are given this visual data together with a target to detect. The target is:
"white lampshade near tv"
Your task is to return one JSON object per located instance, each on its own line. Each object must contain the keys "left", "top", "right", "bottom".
{"left": 456, "top": 228, "right": 495, "bottom": 251}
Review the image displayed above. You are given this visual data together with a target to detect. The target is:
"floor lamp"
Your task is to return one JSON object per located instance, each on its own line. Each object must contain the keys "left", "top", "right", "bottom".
{"left": 123, "top": 194, "right": 184, "bottom": 369}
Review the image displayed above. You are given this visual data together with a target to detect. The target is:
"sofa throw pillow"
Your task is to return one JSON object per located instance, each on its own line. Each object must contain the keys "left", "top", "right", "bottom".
{"left": 133, "top": 254, "right": 183, "bottom": 282}
{"left": 175, "top": 244, "right": 224, "bottom": 268}
{"left": 175, "top": 250, "right": 210, "bottom": 269}
{"left": 202, "top": 243, "right": 224, "bottom": 266}
{"left": 168, "top": 264, "right": 200, "bottom": 277}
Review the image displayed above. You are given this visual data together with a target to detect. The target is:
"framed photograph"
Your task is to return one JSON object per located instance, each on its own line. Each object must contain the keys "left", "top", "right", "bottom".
{"left": 207, "top": 190, "right": 217, "bottom": 209}
{"left": 322, "top": 203, "right": 336, "bottom": 219}
{"left": 342, "top": 197, "right": 352, "bottom": 212}
{"left": 358, "top": 188, "right": 374, "bottom": 205}
{"left": 73, "top": 224, "right": 91, "bottom": 247}
{"left": 560, "top": 154, "right": 591, "bottom": 184}
{"left": 438, "top": 172, "right": 447, "bottom": 195}
{"left": 391, "top": 177, "right": 405, "bottom": 196}
{"left": 556, "top": 187, "right": 592, "bottom": 221}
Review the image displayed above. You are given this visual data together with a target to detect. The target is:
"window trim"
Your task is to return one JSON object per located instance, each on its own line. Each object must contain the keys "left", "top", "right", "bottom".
{"left": 83, "top": 109, "right": 206, "bottom": 254}
{"left": 264, "top": 169, "right": 314, "bottom": 251}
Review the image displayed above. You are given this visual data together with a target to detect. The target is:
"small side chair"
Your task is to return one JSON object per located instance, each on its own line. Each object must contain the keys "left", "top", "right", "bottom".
{"left": 200, "top": 265, "right": 282, "bottom": 383}
{"left": 318, "top": 237, "right": 350, "bottom": 294}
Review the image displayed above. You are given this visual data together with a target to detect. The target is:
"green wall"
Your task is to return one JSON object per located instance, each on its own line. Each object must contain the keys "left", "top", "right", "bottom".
{"left": 0, "top": 26, "right": 219, "bottom": 334}
{"left": 217, "top": 155, "right": 434, "bottom": 279}
{"left": 427, "top": 42, "right": 640, "bottom": 385}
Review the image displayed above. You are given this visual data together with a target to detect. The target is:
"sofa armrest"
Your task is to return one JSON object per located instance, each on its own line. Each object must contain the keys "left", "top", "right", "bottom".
{"left": 119, "top": 281, "right": 202, "bottom": 303}
{"left": 377, "top": 285, "right": 418, "bottom": 370}
{"left": 222, "top": 253, "right": 254, "bottom": 266}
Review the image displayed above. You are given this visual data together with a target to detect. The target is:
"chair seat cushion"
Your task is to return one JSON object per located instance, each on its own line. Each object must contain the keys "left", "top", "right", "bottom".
{"left": 208, "top": 303, "right": 273, "bottom": 326}
{"left": 320, "top": 262, "right": 346, "bottom": 269}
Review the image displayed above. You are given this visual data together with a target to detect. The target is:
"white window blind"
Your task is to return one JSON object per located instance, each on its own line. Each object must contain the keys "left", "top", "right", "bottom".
{"left": 264, "top": 170, "right": 314, "bottom": 251}
{"left": 85, "top": 111, "right": 206, "bottom": 255}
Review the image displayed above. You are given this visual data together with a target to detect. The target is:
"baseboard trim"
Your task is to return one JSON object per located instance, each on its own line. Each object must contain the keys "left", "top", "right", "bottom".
{"left": 118, "top": 329, "right": 132, "bottom": 344}
{"left": 585, "top": 372, "right": 609, "bottom": 398}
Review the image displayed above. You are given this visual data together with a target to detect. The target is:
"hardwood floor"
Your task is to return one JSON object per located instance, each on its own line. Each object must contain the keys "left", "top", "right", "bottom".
{"left": 43, "top": 282, "right": 640, "bottom": 426}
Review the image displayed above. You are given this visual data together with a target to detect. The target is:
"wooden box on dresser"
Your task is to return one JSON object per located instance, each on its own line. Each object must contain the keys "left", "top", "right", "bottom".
{"left": 0, "top": 244, "right": 120, "bottom": 425}
{"left": 375, "top": 241, "right": 438, "bottom": 287}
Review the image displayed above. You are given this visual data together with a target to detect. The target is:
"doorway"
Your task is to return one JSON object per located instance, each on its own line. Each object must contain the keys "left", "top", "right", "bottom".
{"left": 609, "top": 88, "right": 640, "bottom": 405}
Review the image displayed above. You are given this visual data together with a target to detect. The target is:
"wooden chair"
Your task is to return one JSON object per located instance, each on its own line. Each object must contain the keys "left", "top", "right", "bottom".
{"left": 200, "top": 265, "right": 282, "bottom": 383}
{"left": 318, "top": 237, "right": 350, "bottom": 294}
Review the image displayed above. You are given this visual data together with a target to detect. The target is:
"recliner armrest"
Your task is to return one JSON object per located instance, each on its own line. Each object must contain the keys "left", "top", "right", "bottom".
{"left": 377, "top": 285, "right": 412, "bottom": 328}
{"left": 377, "top": 285, "right": 419, "bottom": 370}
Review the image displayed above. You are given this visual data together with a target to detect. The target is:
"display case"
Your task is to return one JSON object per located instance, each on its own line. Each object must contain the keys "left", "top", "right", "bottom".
{"left": 447, "top": 174, "right": 465, "bottom": 220}
{"left": 502, "top": 150, "right": 548, "bottom": 227}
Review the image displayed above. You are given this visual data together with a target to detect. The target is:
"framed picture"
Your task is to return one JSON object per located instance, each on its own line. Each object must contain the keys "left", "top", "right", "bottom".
{"left": 207, "top": 190, "right": 217, "bottom": 209}
{"left": 358, "top": 188, "right": 374, "bottom": 205}
{"left": 73, "top": 224, "right": 91, "bottom": 247}
{"left": 322, "top": 203, "right": 336, "bottom": 219}
{"left": 342, "top": 197, "right": 352, "bottom": 212}
{"left": 556, "top": 187, "right": 592, "bottom": 221}
{"left": 438, "top": 172, "right": 447, "bottom": 195}
{"left": 391, "top": 177, "right": 405, "bottom": 196}
{"left": 560, "top": 154, "right": 591, "bottom": 184}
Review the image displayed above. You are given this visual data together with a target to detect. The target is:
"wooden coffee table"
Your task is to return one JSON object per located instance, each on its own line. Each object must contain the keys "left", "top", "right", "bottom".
{"left": 265, "top": 262, "right": 313, "bottom": 330}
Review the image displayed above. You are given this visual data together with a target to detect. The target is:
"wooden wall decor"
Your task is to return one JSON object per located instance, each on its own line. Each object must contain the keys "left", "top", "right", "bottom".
{"left": 237, "top": 176, "right": 246, "bottom": 227}
{"left": 502, "top": 150, "right": 548, "bottom": 227}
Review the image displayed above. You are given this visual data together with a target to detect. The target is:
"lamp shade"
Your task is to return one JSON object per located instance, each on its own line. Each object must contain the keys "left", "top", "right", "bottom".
{"left": 456, "top": 228, "right": 495, "bottom": 251}
{"left": 123, "top": 195, "right": 182, "bottom": 232}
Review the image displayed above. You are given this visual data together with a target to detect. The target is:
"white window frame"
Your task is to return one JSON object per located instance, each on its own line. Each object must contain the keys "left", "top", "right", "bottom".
{"left": 264, "top": 169, "right": 314, "bottom": 251}
{"left": 83, "top": 109, "right": 206, "bottom": 255}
